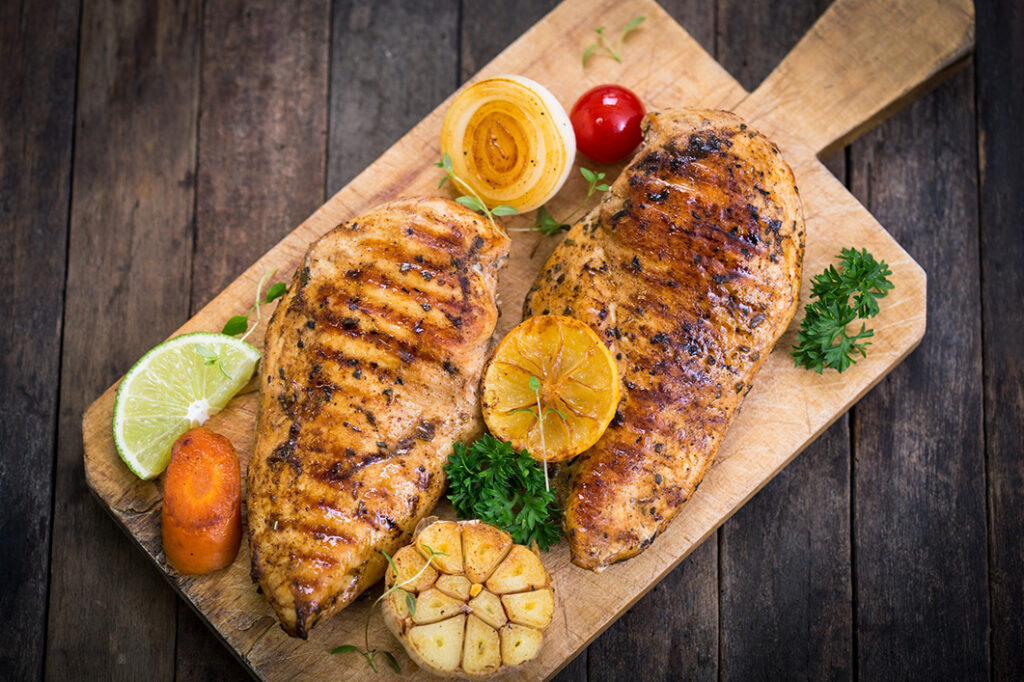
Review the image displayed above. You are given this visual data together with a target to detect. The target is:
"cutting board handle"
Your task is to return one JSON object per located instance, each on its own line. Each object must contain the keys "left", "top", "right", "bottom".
{"left": 737, "top": 0, "right": 974, "bottom": 157}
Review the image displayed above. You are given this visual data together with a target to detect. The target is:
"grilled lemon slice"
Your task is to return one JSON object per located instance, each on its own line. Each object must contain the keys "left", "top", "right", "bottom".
{"left": 481, "top": 315, "right": 620, "bottom": 463}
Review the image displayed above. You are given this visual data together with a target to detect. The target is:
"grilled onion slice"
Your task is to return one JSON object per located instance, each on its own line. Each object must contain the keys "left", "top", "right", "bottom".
{"left": 440, "top": 75, "right": 575, "bottom": 213}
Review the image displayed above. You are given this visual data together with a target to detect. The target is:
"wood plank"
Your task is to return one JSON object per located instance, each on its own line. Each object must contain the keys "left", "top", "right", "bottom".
{"left": 326, "top": 0, "right": 460, "bottom": 195}
{"left": 77, "top": 0, "right": 968, "bottom": 678}
{"left": 720, "top": 421, "right": 852, "bottom": 680}
{"left": 45, "top": 0, "right": 201, "bottom": 680}
{"left": 716, "top": 2, "right": 852, "bottom": 680}
{"left": 174, "top": 2, "right": 331, "bottom": 680}
{"left": 0, "top": 0, "right": 79, "bottom": 679}
{"left": 739, "top": 0, "right": 974, "bottom": 157}
{"left": 453, "top": 7, "right": 594, "bottom": 680}
{"left": 848, "top": 67, "right": 989, "bottom": 679}
{"left": 976, "top": 0, "right": 1024, "bottom": 678}
{"left": 585, "top": 2, "right": 720, "bottom": 680}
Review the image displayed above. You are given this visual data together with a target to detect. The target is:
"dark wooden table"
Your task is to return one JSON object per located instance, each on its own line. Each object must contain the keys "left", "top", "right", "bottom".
{"left": 3, "top": 0, "right": 1020, "bottom": 679}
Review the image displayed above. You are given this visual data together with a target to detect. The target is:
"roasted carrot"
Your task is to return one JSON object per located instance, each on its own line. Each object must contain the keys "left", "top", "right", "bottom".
{"left": 161, "top": 427, "right": 242, "bottom": 575}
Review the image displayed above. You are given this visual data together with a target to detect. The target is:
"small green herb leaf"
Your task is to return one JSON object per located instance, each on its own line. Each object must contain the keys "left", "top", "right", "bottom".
{"left": 528, "top": 375, "right": 541, "bottom": 392}
{"left": 580, "top": 167, "right": 597, "bottom": 183}
{"left": 455, "top": 195, "right": 486, "bottom": 212}
{"left": 331, "top": 645, "right": 361, "bottom": 655}
{"left": 194, "top": 344, "right": 217, "bottom": 360}
{"left": 382, "top": 651, "right": 402, "bottom": 675}
{"left": 491, "top": 205, "right": 519, "bottom": 217}
{"left": 620, "top": 15, "right": 646, "bottom": 40}
{"left": 544, "top": 407, "right": 568, "bottom": 421}
{"left": 221, "top": 315, "right": 249, "bottom": 336}
{"left": 404, "top": 590, "right": 417, "bottom": 616}
{"left": 265, "top": 282, "right": 287, "bottom": 303}
{"left": 535, "top": 205, "right": 570, "bottom": 236}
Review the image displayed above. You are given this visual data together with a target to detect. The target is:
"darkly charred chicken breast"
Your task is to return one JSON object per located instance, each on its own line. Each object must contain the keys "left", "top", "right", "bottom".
{"left": 524, "top": 109, "right": 804, "bottom": 570}
{"left": 248, "top": 197, "right": 510, "bottom": 636}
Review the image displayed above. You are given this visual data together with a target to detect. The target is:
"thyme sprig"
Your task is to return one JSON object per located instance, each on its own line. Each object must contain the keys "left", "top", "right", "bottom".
{"left": 330, "top": 544, "right": 447, "bottom": 674}
{"left": 435, "top": 153, "right": 518, "bottom": 229}
{"left": 583, "top": 16, "right": 646, "bottom": 67}
{"left": 791, "top": 247, "right": 895, "bottom": 373}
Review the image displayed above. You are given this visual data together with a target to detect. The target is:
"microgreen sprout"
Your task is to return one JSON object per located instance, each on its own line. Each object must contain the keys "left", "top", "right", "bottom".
{"left": 531, "top": 167, "right": 610, "bottom": 236}
{"left": 583, "top": 16, "right": 646, "bottom": 67}
{"left": 509, "top": 375, "right": 567, "bottom": 491}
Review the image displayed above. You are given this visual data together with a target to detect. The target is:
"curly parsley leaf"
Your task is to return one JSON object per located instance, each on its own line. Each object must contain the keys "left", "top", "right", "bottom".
{"left": 792, "top": 247, "right": 894, "bottom": 373}
{"left": 445, "top": 434, "right": 562, "bottom": 550}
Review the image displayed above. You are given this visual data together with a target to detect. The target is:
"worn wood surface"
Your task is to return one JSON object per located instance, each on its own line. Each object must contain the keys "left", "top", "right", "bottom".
{"left": 849, "top": 62, "right": 988, "bottom": 680}
{"left": 45, "top": 1, "right": 200, "bottom": 680}
{"left": 0, "top": 0, "right": 79, "bottom": 679}
{"left": 174, "top": 3, "right": 331, "bottom": 681}
{"left": 77, "top": 0, "right": 957, "bottom": 678}
{"left": 977, "top": 2, "right": 1024, "bottom": 681}
{"left": 3, "top": 0, "right": 1020, "bottom": 679}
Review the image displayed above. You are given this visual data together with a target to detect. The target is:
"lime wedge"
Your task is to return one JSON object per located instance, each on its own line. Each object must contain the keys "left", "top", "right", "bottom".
{"left": 112, "top": 332, "right": 260, "bottom": 480}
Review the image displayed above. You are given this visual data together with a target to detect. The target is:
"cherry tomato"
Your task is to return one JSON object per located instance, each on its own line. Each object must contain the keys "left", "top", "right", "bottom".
{"left": 570, "top": 85, "right": 645, "bottom": 164}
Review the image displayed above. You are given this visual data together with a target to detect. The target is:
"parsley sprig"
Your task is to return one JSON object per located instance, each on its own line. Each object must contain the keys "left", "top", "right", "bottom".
{"left": 534, "top": 167, "right": 610, "bottom": 236}
{"left": 791, "top": 247, "right": 895, "bottom": 373}
{"left": 331, "top": 544, "right": 446, "bottom": 674}
{"left": 435, "top": 153, "right": 517, "bottom": 229}
{"left": 583, "top": 16, "right": 645, "bottom": 67}
{"left": 445, "top": 434, "right": 561, "bottom": 551}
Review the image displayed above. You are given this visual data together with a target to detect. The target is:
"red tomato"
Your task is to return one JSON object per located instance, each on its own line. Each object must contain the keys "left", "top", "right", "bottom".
{"left": 570, "top": 85, "right": 645, "bottom": 163}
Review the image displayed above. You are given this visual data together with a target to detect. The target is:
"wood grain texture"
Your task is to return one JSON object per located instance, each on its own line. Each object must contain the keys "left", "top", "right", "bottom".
{"left": 976, "top": 0, "right": 1024, "bottom": 679}
{"left": 327, "top": 0, "right": 460, "bottom": 194}
{"left": 45, "top": 0, "right": 200, "bottom": 680}
{"left": 584, "top": 2, "right": 721, "bottom": 680}
{"left": 77, "top": 0, "right": 967, "bottom": 678}
{"left": 456, "top": 5, "right": 589, "bottom": 680}
{"left": 0, "top": 0, "right": 79, "bottom": 679}
{"left": 741, "top": 0, "right": 975, "bottom": 157}
{"left": 175, "top": 2, "right": 331, "bottom": 680}
{"left": 720, "top": 421, "right": 852, "bottom": 681}
{"left": 849, "top": 66, "right": 989, "bottom": 679}
{"left": 715, "top": 1, "right": 853, "bottom": 679}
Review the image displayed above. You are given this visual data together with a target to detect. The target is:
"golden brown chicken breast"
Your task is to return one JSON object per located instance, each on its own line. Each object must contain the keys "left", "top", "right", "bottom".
{"left": 248, "top": 197, "right": 509, "bottom": 636}
{"left": 524, "top": 109, "right": 804, "bottom": 570}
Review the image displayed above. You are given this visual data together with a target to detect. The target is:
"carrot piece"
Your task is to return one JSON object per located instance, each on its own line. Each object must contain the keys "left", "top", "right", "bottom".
{"left": 161, "top": 427, "right": 241, "bottom": 575}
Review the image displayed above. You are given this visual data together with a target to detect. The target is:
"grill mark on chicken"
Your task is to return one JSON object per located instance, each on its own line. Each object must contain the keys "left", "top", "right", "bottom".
{"left": 248, "top": 197, "right": 508, "bottom": 637}
{"left": 525, "top": 110, "right": 804, "bottom": 570}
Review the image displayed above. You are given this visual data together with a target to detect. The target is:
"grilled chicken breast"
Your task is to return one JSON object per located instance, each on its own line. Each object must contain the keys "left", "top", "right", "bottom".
{"left": 248, "top": 197, "right": 510, "bottom": 636}
{"left": 525, "top": 109, "right": 804, "bottom": 570}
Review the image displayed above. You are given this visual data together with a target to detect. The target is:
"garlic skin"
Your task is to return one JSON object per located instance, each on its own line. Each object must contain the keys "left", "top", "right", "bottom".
{"left": 441, "top": 75, "right": 576, "bottom": 213}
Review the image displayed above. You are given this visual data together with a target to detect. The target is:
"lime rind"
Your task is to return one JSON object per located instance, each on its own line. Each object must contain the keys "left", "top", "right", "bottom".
{"left": 112, "top": 332, "right": 260, "bottom": 480}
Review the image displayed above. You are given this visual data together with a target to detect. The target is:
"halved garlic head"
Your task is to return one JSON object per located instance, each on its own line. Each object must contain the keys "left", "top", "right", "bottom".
{"left": 381, "top": 519, "right": 555, "bottom": 679}
{"left": 440, "top": 75, "right": 575, "bottom": 213}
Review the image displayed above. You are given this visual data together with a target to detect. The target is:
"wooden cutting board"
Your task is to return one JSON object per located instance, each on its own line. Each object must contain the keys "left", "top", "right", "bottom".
{"left": 81, "top": 0, "right": 973, "bottom": 678}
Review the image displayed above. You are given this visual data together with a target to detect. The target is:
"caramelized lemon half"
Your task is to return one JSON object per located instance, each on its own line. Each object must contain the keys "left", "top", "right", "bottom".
{"left": 482, "top": 315, "right": 620, "bottom": 463}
